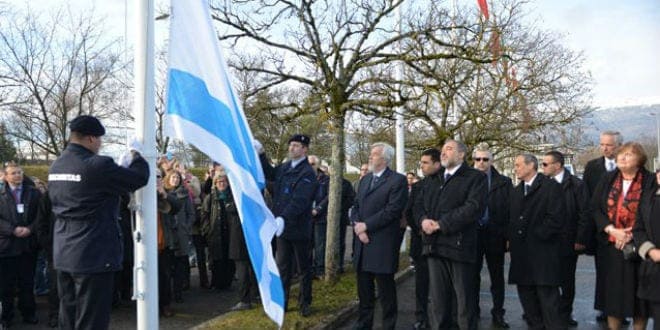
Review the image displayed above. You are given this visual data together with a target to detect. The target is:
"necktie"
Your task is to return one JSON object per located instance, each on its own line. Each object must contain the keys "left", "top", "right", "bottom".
{"left": 444, "top": 173, "right": 451, "bottom": 182}
{"left": 607, "top": 161, "right": 615, "bottom": 172}
{"left": 370, "top": 175, "right": 379, "bottom": 189}
{"left": 524, "top": 184, "right": 530, "bottom": 196}
{"left": 11, "top": 188, "right": 20, "bottom": 204}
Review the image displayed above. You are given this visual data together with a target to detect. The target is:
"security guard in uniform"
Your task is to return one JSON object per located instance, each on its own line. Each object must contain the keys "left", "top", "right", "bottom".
{"left": 257, "top": 134, "right": 318, "bottom": 317}
{"left": 48, "top": 115, "right": 149, "bottom": 330}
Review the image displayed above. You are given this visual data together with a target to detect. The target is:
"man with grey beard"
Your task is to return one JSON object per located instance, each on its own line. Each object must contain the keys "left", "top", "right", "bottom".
{"left": 414, "top": 140, "right": 486, "bottom": 330}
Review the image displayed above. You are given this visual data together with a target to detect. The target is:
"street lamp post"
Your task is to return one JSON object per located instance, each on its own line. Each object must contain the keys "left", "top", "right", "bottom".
{"left": 650, "top": 112, "right": 660, "bottom": 171}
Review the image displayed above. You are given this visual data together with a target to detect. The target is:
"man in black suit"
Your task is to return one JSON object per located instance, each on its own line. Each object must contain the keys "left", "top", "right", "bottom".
{"left": 414, "top": 140, "right": 486, "bottom": 330}
{"left": 472, "top": 144, "right": 512, "bottom": 329}
{"left": 542, "top": 151, "right": 590, "bottom": 327}
{"left": 582, "top": 130, "right": 621, "bottom": 322}
{"left": 509, "top": 154, "right": 565, "bottom": 329}
{"left": 406, "top": 148, "right": 442, "bottom": 329}
{"left": 259, "top": 134, "right": 318, "bottom": 317}
{"left": 351, "top": 142, "right": 408, "bottom": 330}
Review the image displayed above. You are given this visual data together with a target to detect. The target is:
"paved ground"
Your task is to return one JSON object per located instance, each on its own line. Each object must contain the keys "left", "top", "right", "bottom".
{"left": 336, "top": 254, "right": 657, "bottom": 329}
{"left": 8, "top": 231, "right": 658, "bottom": 329}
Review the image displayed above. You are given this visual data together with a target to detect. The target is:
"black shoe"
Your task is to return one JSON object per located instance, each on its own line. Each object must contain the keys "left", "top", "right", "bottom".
{"left": 412, "top": 320, "right": 428, "bottom": 329}
{"left": 299, "top": 304, "right": 311, "bottom": 317}
{"left": 48, "top": 317, "right": 58, "bottom": 328}
{"left": 492, "top": 316, "right": 509, "bottom": 329}
{"left": 174, "top": 296, "right": 184, "bottom": 303}
{"left": 566, "top": 318, "right": 578, "bottom": 327}
{"left": 622, "top": 318, "right": 630, "bottom": 325}
{"left": 23, "top": 315, "right": 39, "bottom": 324}
{"left": 596, "top": 313, "right": 607, "bottom": 322}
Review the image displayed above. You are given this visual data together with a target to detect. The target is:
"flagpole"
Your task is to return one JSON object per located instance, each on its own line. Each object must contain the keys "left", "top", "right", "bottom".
{"left": 134, "top": 0, "right": 158, "bottom": 329}
{"left": 395, "top": 0, "right": 405, "bottom": 174}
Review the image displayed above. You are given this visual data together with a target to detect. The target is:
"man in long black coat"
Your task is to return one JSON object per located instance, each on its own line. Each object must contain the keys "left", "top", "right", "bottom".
{"left": 542, "top": 151, "right": 590, "bottom": 327}
{"left": 414, "top": 140, "right": 487, "bottom": 330}
{"left": 472, "top": 145, "right": 512, "bottom": 328}
{"left": 509, "top": 154, "right": 566, "bottom": 329}
{"left": 405, "top": 148, "right": 442, "bottom": 329}
{"left": 259, "top": 134, "right": 318, "bottom": 317}
{"left": 582, "top": 130, "right": 621, "bottom": 322}
{"left": 350, "top": 142, "right": 408, "bottom": 330}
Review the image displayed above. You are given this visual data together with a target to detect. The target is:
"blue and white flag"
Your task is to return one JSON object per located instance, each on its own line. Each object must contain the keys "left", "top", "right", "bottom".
{"left": 165, "top": 1, "right": 284, "bottom": 326}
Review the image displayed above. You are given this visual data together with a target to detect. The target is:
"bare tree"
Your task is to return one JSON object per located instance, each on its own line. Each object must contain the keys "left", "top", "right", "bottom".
{"left": 402, "top": 0, "right": 592, "bottom": 155}
{"left": 0, "top": 5, "right": 123, "bottom": 157}
{"left": 210, "top": 0, "right": 490, "bottom": 282}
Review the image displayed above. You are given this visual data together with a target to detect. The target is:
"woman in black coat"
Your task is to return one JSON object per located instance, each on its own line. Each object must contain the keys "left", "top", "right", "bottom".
{"left": 633, "top": 171, "right": 660, "bottom": 329}
{"left": 201, "top": 173, "right": 235, "bottom": 291}
{"left": 592, "top": 142, "right": 652, "bottom": 330}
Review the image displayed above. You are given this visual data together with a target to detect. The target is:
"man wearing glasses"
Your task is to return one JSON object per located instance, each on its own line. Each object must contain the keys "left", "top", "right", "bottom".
{"left": 471, "top": 144, "right": 512, "bottom": 329}
{"left": 542, "top": 151, "right": 589, "bottom": 327}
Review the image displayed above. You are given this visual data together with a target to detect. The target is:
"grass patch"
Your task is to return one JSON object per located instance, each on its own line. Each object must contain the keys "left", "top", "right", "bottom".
{"left": 201, "top": 253, "right": 410, "bottom": 329}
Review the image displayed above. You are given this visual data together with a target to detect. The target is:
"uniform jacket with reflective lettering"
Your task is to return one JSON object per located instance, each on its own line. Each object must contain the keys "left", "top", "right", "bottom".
{"left": 48, "top": 143, "right": 149, "bottom": 273}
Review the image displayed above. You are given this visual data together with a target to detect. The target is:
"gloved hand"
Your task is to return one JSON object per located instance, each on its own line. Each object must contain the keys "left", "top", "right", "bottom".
{"left": 253, "top": 139, "right": 264, "bottom": 154}
{"left": 128, "top": 137, "right": 143, "bottom": 155}
{"left": 118, "top": 151, "right": 133, "bottom": 168}
{"left": 275, "top": 216, "right": 285, "bottom": 237}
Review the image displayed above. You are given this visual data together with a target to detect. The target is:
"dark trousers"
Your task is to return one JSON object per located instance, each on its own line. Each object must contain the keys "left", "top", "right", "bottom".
{"left": 210, "top": 258, "right": 235, "bottom": 290}
{"left": 234, "top": 260, "right": 257, "bottom": 303}
{"left": 356, "top": 270, "right": 397, "bottom": 329}
{"left": 192, "top": 234, "right": 208, "bottom": 287}
{"left": 594, "top": 242, "right": 608, "bottom": 311}
{"left": 57, "top": 271, "right": 114, "bottom": 330}
{"left": 559, "top": 254, "right": 578, "bottom": 321}
{"left": 172, "top": 255, "right": 188, "bottom": 299}
{"left": 651, "top": 302, "right": 660, "bottom": 330}
{"left": 338, "top": 223, "right": 348, "bottom": 272}
{"left": 158, "top": 248, "right": 173, "bottom": 308}
{"left": 275, "top": 237, "right": 312, "bottom": 310}
{"left": 47, "top": 256, "right": 59, "bottom": 322}
{"left": 428, "top": 256, "right": 477, "bottom": 330}
{"left": 516, "top": 285, "right": 564, "bottom": 330}
{"left": 412, "top": 254, "right": 429, "bottom": 324}
{"left": 474, "top": 228, "right": 506, "bottom": 318}
{"left": 0, "top": 254, "right": 37, "bottom": 322}
{"left": 313, "top": 222, "right": 327, "bottom": 276}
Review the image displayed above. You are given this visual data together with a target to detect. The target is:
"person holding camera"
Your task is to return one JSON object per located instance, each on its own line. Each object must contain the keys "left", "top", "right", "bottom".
{"left": 592, "top": 142, "right": 653, "bottom": 330}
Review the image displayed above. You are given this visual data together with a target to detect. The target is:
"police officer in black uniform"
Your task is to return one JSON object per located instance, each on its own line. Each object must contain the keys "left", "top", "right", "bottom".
{"left": 48, "top": 115, "right": 149, "bottom": 330}
{"left": 258, "top": 134, "right": 318, "bottom": 317}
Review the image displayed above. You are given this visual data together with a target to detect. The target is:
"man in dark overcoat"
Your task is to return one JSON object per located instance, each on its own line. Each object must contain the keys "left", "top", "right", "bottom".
{"left": 472, "top": 145, "right": 512, "bottom": 328}
{"left": 405, "top": 148, "right": 442, "bottom": 329}
{"left": 542, "top": 151, "right": 590, "bottom": 327}
{"left": 350, "top": 142, "right": 408, "bottom": 330}
{"left": 582, "top": 130, "right": 622, "bottom": 322}
{"left": 414, "top": 140, "right": 487, "bottom": 330}
{"left": 259, "top": 134, "right": 318, "bottom": 317}
{"left": 508, "top": 154, "right": 566, "bottom": 329}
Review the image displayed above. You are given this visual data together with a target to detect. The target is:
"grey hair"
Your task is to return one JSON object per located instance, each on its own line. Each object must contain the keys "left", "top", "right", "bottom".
{"left": 601, "top": 130, "right": 623, "bottom": 145}
{"left": 445, "top": 139, "right": 468, "bottom": 159}
{"left": 519, "top": 153, "right": 539, "bottom": 171}
{"left": 472, "top": 142, "right": 493, "bottom": 159}
{"left": 371, "top": 142, "right": 395, "bottom": 166}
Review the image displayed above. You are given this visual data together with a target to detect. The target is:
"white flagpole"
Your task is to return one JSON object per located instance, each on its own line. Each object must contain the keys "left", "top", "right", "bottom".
{"left": 395, "top": 1, "right": 405, "bottom": 174}
{"left": 134, "top": 0, "right": 158, "bottom": 329}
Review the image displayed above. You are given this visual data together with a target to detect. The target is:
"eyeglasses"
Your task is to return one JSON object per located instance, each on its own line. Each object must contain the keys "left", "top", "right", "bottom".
{"left": 474, "top": 157, "right": 489, "bottom": 162}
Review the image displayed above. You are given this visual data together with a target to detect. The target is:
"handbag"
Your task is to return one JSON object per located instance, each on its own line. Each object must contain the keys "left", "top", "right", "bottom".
{"left": 622, "top": 243, "right": 640, "bottom": 261}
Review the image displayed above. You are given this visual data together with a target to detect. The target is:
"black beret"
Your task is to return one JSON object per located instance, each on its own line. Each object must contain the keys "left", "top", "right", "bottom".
{"left": 288, "top": 134, "right": 310, "bottom": 147}
{"left": 69, "top": 115, "right": 105, "bottom": 136}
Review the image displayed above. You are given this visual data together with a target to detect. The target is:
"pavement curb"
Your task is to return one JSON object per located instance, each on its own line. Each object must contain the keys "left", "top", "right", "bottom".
{"left": 312, "top": 266, "right": 414, "bottom": 330}
{"left": 190, "top": 266, "right": 414, "bottom": 330}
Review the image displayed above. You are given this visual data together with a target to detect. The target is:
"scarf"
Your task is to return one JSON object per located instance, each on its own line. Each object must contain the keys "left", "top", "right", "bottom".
{"left": 606, "top": 171, "right": 643, "bottom": 243}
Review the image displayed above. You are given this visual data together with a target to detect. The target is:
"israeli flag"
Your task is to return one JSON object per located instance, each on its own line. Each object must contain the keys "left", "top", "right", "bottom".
{"left": 165, "top": 1, "right": 284, "bottom": 326}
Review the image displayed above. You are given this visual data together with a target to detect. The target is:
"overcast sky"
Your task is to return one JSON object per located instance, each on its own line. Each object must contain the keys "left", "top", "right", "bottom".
{"left": 17, "top": 0, "right": 660, "bottom": 108}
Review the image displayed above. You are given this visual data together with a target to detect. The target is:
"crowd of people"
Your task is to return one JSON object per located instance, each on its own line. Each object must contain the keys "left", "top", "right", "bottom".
{"left": 2, "top": 115, "right": 660, "bottom": 330}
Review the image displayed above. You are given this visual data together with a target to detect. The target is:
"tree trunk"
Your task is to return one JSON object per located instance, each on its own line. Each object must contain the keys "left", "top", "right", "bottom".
{"left": 324, "top": 114, "right": 346, "bottom": 283}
